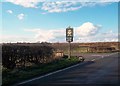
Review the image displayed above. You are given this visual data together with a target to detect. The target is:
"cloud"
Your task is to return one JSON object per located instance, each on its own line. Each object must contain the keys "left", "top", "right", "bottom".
{"left": 41, "top": 2, "right": 81, "bottom": 13}
{"left": 7, "top": 10, "right": 13, "bottom": 14}
{"left": 1, "top": 35, "right": 34, "bottom": 43}
{"left": 99, "top": 0, "right": 119, "bottom": 2}
{"left": 2, "top": 22, "right": 118, "bottom": 43}
{"left": 101, "top": 30, "right": 118, "bottom": 41}
{"left": 5, "top": 0, "right": 42, "bottom": 8}
{"left": 17, "top": 13, "right": 25, "bottom": 20}
{"left": 24, "top": 29, "right": 65, "bottom": 42}
{"left": 76, "top": 22, "right": 101, "bottom": 37}
{"left": 41, "top": 1, "right": 116, "bottom": 13}
{"left": 5, "top": 0, "right": 119, "bottom": 13}
{"left": 75, "top": 30, "right": 118, "bottom": 42}
{"left": 6, "top": 10, "right": 25, "bottom": 20}
{"left": 23, "top": 22, "right": 117, "bottom": 43}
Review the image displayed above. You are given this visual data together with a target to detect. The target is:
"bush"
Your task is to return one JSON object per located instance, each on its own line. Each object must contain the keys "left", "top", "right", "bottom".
{"left": 62, "top": 55, "right": 68, "bottom": 58}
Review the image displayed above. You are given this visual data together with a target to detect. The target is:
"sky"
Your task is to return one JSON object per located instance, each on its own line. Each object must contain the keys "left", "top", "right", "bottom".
{"left": 0, "top": 0, "right": 119, "bottom": 43}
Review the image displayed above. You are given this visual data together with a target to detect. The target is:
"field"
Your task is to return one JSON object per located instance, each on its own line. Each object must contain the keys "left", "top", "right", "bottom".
{"left": 1, "top": 42, "right": 119, "bottom": 85}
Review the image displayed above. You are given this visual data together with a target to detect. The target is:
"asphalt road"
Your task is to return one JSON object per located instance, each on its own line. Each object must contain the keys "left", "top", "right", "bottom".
{"left": 17, "top": 53, "right": 119, "bottom": 86}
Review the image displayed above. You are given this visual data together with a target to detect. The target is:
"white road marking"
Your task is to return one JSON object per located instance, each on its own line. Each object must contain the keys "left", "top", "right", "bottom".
{"left": 92, "top": 55, "right": 102, "bottom": 56}
{"left": 15, "top": 52, "right": 118, "bottom": 85}
{"left": 91, "top": 59, "right": 95, "bottom": 61}
{"left": 91, "top": 53, "right": 117, "bottom": 61}
{"left": 15, "top": 62, "right": 86, "bottom": 85}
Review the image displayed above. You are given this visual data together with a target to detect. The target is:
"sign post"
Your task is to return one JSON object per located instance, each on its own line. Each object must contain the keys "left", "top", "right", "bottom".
{"left": 66, "top": 26, "right": 73, "bottom": 59}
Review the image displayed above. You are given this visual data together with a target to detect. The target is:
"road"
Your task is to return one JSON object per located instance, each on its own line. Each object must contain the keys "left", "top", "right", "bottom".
{"left": 17, "top": 53, "right": 119, "bottom": 86}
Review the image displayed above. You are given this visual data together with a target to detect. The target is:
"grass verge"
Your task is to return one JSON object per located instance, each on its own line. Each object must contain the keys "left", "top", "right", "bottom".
{"left": 2, "top": 56, "right": 82, "bottom": 86}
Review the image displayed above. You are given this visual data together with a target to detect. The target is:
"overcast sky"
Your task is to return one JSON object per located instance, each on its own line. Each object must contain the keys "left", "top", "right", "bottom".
{"left": 0, "top": 0, "right": 119, "bottom": 43}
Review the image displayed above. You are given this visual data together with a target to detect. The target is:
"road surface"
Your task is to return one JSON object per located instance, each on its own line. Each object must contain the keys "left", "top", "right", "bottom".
{"left": 17, "top": 53, "right": 119, "bottom": 86}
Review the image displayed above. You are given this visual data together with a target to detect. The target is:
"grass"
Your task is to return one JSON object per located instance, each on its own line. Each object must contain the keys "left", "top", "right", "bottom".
{"left": 2, "top": 56, "right": 81, "bottom": 86}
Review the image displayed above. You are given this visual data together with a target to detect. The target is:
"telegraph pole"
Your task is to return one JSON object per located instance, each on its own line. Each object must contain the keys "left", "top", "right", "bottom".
{"left": 66, "top": 26, "right": 73, "bottom": 59}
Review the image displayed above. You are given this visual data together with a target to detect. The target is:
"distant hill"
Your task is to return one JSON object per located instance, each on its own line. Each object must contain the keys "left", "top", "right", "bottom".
{"left": 3, "top": 42, "right": 120, "bottom": 53}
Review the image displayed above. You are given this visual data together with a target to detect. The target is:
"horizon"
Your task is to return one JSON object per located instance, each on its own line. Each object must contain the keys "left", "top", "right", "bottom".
{"left": 1, "top": 0, "right": 119, "bottom": 43}
{"left": 1, "top": 41, "right": 119, "bottom": 44}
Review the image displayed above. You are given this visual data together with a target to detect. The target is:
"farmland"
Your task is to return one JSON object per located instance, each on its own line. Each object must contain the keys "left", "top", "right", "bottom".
{"left": 1, "top": 42, "right": 119, "bottom": 85}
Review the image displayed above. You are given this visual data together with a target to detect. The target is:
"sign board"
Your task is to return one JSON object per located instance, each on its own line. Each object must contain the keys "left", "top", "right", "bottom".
{"left": 66, "top": 27, "right": 73, "bottom": 42}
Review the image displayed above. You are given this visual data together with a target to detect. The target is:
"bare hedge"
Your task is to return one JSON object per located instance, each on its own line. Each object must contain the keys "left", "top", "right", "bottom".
{"left": 2, "top": 44, "right": 55, "bottom": 69}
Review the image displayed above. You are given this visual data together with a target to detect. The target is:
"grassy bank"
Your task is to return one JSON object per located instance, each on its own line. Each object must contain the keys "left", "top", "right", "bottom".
{"left": 2, "top": 56, "right": 82, "bottom": 86}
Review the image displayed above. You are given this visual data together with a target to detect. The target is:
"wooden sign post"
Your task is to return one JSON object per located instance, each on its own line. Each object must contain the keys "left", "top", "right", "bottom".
{"left": 66, "top": 26, "right": 73, "bottom": 59}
